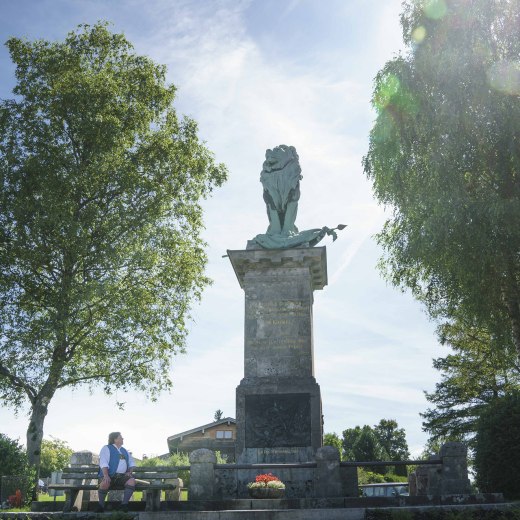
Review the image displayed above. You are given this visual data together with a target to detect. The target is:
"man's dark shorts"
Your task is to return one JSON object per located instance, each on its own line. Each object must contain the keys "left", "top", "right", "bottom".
{"left": 99, "top": 473, "right": 133, "bottom": 489}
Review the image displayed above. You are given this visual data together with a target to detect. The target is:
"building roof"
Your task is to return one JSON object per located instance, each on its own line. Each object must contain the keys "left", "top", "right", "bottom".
{"left": 167, "top": 417, "right": 236, "bottom": 442}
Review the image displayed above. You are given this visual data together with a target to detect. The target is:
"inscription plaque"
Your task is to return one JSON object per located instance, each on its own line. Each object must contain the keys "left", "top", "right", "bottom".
{"left": 245, "top": 393, "right": 311, "bottom": 448}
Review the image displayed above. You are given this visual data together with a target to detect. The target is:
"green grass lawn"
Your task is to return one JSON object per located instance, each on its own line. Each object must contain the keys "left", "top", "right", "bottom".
{"left": 37, "top": 493, "right": 65, "bottom": 501}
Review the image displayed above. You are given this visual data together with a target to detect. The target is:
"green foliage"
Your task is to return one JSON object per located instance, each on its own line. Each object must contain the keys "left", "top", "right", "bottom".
{"left": 475, "top": 391, "right": 520, "bottom": 498}
{"left": 323, "top": 432, "right": 343, "bottom": 459}
{"left": 422, "top": 314, "right": 520, "bottom": 451}
{"left": 364, "top": 1, "right": 520, "bottom": 360}
{"left": 374, "top": 419, "right": 410, "bottom": 476}
{"left": 359, "top": 469, "right": 409, "bottom": 485}
{"left": 373, "top": 419, "right": 410, "bottom": 460}
{"left": 343, "top": 425, "right": 389, "bottom": 474}
{"left": 0, "top": 434, "right": 36, "bottom": 505}
{"left": 342, "top": 426, "right": 363, "bottom": 461}
{"left": 341, "top": 419, "right": 410, "bottom": 475}
{"left": 0, "top": 21, "right": 227, "bottom": 469}
{"left": 358, "top": 468, "right": 386, "bottom": 485}
{"left": 138, "top": 452, "right": 190, "bottom": 487}
{"left": 0, "top": 434, "right": 27, "bottom": 476}
{"left": 214, "top": 409, "right": 223, "bottom": 422}
{"left": 39, "top": 437, "right": 73, "bottom": 478}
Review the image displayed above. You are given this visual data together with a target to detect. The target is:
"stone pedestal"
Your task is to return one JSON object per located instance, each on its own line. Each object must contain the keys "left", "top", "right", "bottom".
{"left": 439, "top": 442, "right": 472, "bottom": 495}
{"left": 228, "top": 247, "right": 326, "bottom": 464}
{"left": 68, "top": 451, "right": 99, "bottom": 511}
{"left": 189, "top": 449, "right": 217, "bottom": 500}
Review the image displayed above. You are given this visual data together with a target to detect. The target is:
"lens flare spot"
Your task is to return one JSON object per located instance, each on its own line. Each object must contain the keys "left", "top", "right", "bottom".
{"left": 487, "top": 61, "right": 520, "bottom": 95}
{"left": 423, "top": 0, "right": 447, "bottom": 19}
{"left": 412, "top": 26, "right": 427, "bottom": 43}
{"left": 374, "top": 74, "right": 401, "bottom": 110}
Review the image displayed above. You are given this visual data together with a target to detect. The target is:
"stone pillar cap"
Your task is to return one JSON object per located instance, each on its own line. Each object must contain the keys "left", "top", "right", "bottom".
{"left": 227, "top": 247, "right": 328, "bottom": 290}
{"left": 315, "top": 446, "right": 340, "bottom": 461}
{"left": 189, "top": 449, "right": 217, "bottom": 463}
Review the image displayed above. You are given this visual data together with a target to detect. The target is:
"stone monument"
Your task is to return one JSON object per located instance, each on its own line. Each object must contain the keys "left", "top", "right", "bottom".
{"left": 228, "top": 145, "right": 344, "bottom": 466}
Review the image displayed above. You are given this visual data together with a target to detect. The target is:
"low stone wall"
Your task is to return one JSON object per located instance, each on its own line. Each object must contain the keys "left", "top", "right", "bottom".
{"left": 190, "top": 446, "right": 358, "bottom": 500}
{"left": 190, "top": 442, "right": 474, "bottom": 501}
{"left": 408, "top": 442, "right": 472, "bottom": 496}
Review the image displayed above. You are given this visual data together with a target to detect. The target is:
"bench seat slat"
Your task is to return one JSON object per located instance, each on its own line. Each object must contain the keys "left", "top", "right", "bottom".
{"left": 48, "top": 483, "right": 175, "bottom": 490}
{"left": 57, "top": 474, "right": 178, "bottom": 479}
{"left": 61, "top": 467, "right": 181, "bottom": 473}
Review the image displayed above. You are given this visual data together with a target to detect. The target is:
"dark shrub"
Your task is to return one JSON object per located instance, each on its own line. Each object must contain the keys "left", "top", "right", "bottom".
{"left": 474, "top": 391, "right": 520, "bottom": 499}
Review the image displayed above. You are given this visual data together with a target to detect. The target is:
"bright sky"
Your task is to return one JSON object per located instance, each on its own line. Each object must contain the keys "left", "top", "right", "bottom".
{"left": 0, "top": 0, "right": 445, "bottom": 459}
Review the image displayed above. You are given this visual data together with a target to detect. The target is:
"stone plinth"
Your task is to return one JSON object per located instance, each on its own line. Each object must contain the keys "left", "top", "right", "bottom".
{"left": 189, "top": 449, "right": 217, "bottom": 500}
{"left": 69, "top": 451, "right": 99, "bottom": 510}
{"left": 228, "top": 247, "right": 326, "bottom": 465}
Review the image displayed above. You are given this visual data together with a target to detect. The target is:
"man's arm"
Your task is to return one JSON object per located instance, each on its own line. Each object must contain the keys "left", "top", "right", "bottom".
{"left": 99, "top": 446, "right": 111, "bottom": 485}
{"left": 126, "top": 452, "right": 136, "bottom": 475}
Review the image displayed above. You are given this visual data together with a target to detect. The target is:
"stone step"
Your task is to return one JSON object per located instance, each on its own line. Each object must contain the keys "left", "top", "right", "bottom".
{"left": 140, "top": 509, "right": 365, "bottom": 520}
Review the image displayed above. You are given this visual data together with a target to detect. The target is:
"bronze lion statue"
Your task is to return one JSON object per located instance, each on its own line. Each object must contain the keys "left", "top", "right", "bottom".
{"left": 260, "top": 144, "right": 302, "bottom": 236}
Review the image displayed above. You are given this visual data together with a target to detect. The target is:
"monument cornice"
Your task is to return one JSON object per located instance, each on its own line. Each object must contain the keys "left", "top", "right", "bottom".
{"left": 227, "top": 246, "right": 328, "bottom": 291}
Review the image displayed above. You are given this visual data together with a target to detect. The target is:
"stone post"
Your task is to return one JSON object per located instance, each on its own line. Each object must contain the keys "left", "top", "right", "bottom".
{"left": 408, "top": 471, "right": 417, "bottom": 496}
{"left": 69, "top": 451, "right": 99, "bottom": 511}
{"left": 414, "top": 466, "right": 429, "bottom": 495}
{"left": 413, "top": 456, "right": 442, "bottom": 496}
{"left": 439, "top": 442, "right": 471, "bottom": 495}
{"left": 189, "top": 449, "right": 216, "bottom": 500}
{"left": 165, "top": 478, "right": 183, "bottom": 501}
{"left": 314, "top": 446, "right": 342, "bottom": 498}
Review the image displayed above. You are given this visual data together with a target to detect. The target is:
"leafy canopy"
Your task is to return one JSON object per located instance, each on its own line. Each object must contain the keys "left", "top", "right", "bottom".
{"left": 0, "top": 22, "right": 227, "bottom": 467}
{"left": 39, "top": 437, "right": 74, "bottom": 478}
{"left": 339, "top": 419, "right": 410, "bottom": 475}
{"left": 363, "top": 0, "right": 520, "bottom": 358}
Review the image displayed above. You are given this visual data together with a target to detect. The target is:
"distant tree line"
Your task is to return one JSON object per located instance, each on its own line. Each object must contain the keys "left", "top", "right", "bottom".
{"left": 324, "top": 419, "right": 410, "bottom": 478}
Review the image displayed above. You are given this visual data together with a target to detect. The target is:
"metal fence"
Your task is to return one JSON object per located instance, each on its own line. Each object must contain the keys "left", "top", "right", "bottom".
{"left": 0, "top": 475, "right": 26, "bottom": 503}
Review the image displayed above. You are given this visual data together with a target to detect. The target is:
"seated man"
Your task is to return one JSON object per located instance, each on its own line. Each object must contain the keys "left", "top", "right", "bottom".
{"left": 97, "top": 432, "right": 136, "bottom": 512}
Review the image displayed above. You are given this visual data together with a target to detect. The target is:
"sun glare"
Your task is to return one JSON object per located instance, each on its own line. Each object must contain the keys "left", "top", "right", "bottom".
{"left": 374, "top": 74, "right": 401, "bottom": 110}
{"left": 412, "top": 25, "right": 427, "bottom": 44}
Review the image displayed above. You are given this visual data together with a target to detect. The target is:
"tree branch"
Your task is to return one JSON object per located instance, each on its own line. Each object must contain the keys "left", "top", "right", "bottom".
{"left": 0, "top": 362, "right": 37, "bottom": 403}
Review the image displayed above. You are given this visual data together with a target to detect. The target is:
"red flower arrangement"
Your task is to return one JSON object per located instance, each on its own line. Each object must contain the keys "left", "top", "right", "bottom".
{"left": 247, "top": 473, "right": 285, "bottom": 489}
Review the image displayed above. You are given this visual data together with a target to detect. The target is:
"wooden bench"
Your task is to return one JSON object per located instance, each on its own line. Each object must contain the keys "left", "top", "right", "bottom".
{"left": 48, "top": 465, "right": 180, "bottom": 512}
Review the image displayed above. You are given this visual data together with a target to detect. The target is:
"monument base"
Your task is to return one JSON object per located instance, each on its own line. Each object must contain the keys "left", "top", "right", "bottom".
{"left": 236, "top": 376, "right": 322, "bottom": 464}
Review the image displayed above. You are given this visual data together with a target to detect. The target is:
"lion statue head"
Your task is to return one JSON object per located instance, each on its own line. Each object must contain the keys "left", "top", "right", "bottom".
{"left": 262, "top": 144, "right": 301, "bottom": 174}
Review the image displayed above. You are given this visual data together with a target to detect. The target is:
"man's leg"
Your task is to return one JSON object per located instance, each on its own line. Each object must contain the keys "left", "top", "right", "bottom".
{"left": 121, "top": 485, "right": 135, "bottom": 506}
{"left": 98, "top": 480, "right": 109, "bottom": 512}
{"left": 121, "top": 476, "right": 136, "bottom": 511}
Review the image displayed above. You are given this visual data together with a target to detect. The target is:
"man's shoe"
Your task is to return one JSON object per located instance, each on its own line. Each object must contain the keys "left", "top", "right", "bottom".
{"left": 95, "top": 504, "right": 105, "bottom": 513}
{"left": 120, "top": 504, "right": 129, "bottom": 513}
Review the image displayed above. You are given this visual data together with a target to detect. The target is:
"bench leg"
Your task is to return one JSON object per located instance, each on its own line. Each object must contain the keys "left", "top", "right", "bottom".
{"left": 145, "top": 490, "right": 161, "bottom": 512}
{"left": 63, "top": 489, "right": 80, "bottom": 512}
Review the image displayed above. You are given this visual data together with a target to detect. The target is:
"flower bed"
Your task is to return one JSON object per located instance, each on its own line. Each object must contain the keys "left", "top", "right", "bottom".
{"left": 247, "top": 474, "right": 285, "bottom": 499}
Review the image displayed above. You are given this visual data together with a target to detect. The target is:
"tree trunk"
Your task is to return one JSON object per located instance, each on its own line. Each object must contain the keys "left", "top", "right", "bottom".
{"left": 26, "top": 399, "right": 50, "bottom": 499}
